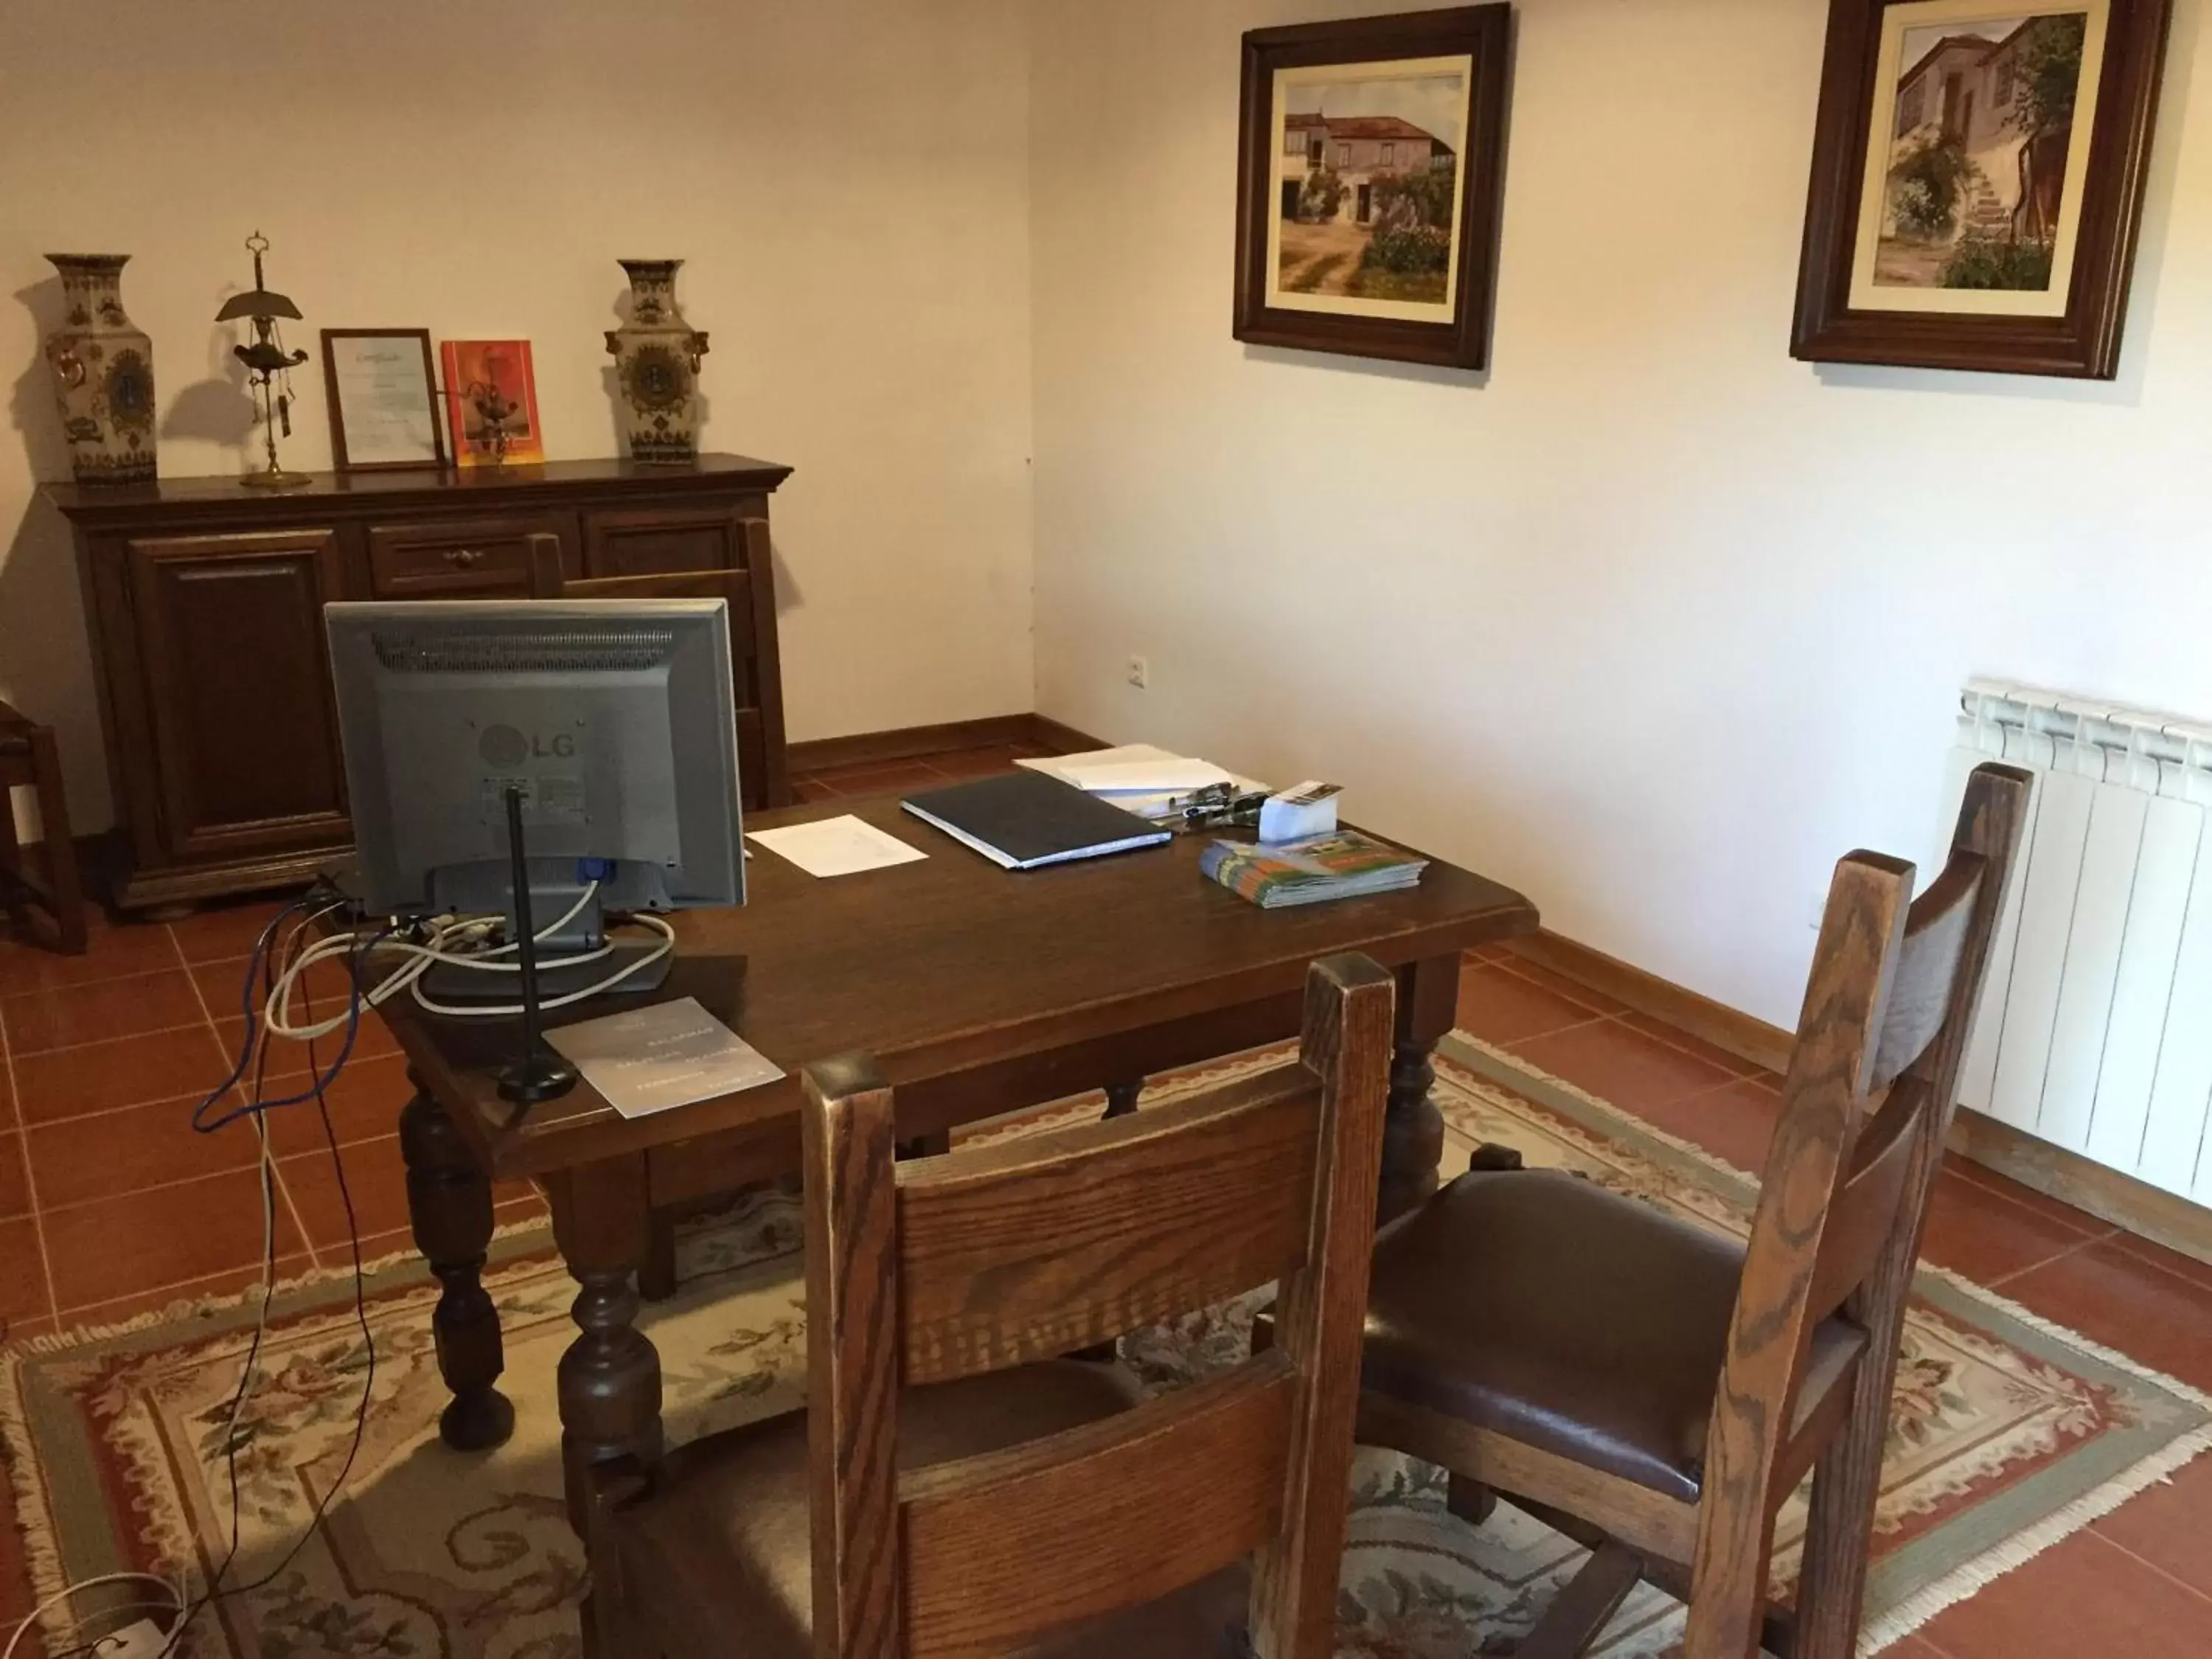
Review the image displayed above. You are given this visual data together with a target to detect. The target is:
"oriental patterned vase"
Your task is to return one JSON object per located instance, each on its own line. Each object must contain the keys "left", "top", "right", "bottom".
{"left": 43, "top": 254, "right": 156, "bottom": 485}
{"left": 606, "top": 258, "right": 710, "bottom": 464}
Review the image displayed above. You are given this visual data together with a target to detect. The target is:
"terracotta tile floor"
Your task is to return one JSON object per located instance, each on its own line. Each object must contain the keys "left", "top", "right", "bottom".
{"left": 2, "top": 743, "right": 2208, "bottom": 1656}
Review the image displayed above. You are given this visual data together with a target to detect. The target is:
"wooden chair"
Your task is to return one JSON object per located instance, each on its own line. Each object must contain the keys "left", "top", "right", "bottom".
{"left": 1353, "top": 762, "right": 2031, "bottom": 1659}
{"left": 528, "top": 538, "right": 793, "bottom": 812}
{"left": 0, "top": 698, "right": 88, "bottom": 955}
{"left": 529, "top": 543, "right": 796, "bottom": 1298}
{"left": 582, "top": 953, "right": 1397, "bottom": 1658}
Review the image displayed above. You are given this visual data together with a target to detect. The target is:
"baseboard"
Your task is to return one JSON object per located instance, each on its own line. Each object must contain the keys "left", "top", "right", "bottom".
{"left": 1507, "top": 929, "right": 1795, "bottom": 1074}
{"left": 1026, "top": 714, "right": 1109, "bottom": 755}
{"left": 1514, "top": 927, "right": 2212, "bottom": 1265}
{"left": 1948, "top": 1108, "right": 2212, "bottom": 1267}
{"left": 785, "top": 713, "right": 1102, "bottom": 773}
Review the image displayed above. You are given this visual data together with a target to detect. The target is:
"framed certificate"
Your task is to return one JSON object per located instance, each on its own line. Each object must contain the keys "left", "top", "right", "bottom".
{"left": 320, "top": 328, "right": 447, "bottom": 470}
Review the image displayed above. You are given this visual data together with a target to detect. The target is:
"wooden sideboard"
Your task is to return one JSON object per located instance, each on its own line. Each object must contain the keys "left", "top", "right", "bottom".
{"left": 46, "top": 454, "right": 794, "bottom": 911}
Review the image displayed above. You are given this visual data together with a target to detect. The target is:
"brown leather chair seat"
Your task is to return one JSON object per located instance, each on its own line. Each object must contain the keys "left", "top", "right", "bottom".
{"left": 616, "top": 1357, "right": 1251, "bottom": 1658}
{"left": 1362, "top": 1169, "right": 1868, "bottom": 1503}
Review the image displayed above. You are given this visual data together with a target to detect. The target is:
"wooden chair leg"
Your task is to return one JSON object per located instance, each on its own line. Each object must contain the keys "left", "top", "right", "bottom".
{"left": 0, "top": 779, "right": 27, "bottom": 942}
{"left": 28, "top": 726, "right": 86, "bottom": 955}
{"left": 1517, "top": 1540, "right": 1644, "bottom": 1659}
{"left": 1792, "top": 1357, "right": 1893, "bottom": 1658}
{"left": 638, "top": 1211, "right": 679, "bottom": 1303}
{"left": 1446, "top": 1472, "right": 1498, "bottom": 1526}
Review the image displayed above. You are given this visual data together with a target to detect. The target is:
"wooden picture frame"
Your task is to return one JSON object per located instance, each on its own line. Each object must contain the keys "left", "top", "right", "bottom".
{"left": 1233, "top": 5, "right": 1511, "bottom": 371}
{"left": 320, "top": 328, "right": 447, "bottom": 472}
{"left": 439, "top": 338, "right": 546, "bottom": 467}
{"left": 1791, "top": 0, "right": 2171, "bottom": 378}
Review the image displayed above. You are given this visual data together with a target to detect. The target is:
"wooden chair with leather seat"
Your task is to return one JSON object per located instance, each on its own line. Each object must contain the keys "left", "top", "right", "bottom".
{"left": 1354, "top": 762, "right": 2030, "bottom": 1659}
{"left": 580, "top": 952, "right": 1398, "bottom": 1658}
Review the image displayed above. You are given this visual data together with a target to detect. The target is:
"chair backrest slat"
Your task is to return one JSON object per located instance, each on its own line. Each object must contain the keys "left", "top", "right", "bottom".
{"left": 1689, "top": 764, "right": 2029, "bottom": 1640}
{"left": 803, "top": 953, "right": 1397, "bottom": 1659}
{"left": 544, "top": 564, "right": 757, "bottom": 642}
{"left": 1804, "top": 1074, "right": 1931, "bottom": 1324}
{"left": 1871, "top": 859, "right": 1984, "bottom": 1091}
{"left": 900, "top": 1352, "right": 1295, "bottom": 1658}
{"left": 897, "top": 1071, "right": 1321, "bottom": 1385}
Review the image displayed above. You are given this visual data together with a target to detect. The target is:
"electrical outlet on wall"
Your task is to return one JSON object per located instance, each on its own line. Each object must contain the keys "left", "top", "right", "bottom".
{"left": 1125, "top": 655, "right": 1149, "bottom": 690}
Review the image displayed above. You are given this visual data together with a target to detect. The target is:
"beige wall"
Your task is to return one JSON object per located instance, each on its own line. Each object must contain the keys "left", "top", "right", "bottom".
{"left": 1031, "top": 0, "right": 2212, "bottom": 1027}
{"left": 0, "top": 0, "right": 1036, "bottom": 831}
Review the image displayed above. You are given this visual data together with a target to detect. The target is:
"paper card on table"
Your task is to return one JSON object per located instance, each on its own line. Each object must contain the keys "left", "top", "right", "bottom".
{"left": 746, "top": 815, "right": 928, "bottom": 877}
{"left": 1054, "top": 756, "right": 1237, "bottom": 793}
{"left": 545, "top": 996, "right": 783, "bottom": 1119}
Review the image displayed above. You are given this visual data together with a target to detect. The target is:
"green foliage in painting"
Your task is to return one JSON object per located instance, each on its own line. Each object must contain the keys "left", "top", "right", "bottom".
{"left": 1941, "top": 231, "right": 2055, "bottom": 289}
{"left": 2005, "top": 13, "right": 2088, "bottom": 138}
{"left": 1893, "top": 139, "right": 1970, "bottom": 236}
{"left": 1298, "top": 167, "right": 1346, "bottom": 221}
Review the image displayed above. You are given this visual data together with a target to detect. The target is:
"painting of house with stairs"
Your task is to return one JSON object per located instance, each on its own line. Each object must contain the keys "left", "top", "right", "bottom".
{"left": 1871, "top": 7, "right": 2094, "bottom": 292}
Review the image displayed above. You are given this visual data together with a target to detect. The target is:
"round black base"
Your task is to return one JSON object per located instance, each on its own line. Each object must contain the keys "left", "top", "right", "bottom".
{"left": 498, "top": 1052, "right": 580, "bottom": 1106}
{"left": 439, "top": 1386, "right": 515, "bottom": 1452}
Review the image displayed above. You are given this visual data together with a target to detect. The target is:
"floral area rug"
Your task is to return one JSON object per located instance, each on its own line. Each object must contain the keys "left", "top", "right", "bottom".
{"left": 4, "top": 1034, "right": 2208, "bottom": 1658}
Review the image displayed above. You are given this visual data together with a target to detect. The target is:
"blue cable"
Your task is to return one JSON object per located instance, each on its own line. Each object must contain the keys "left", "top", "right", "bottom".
{"left": 193, "top": 919, "right": 392, "bottom": 1134}
{"left": 188, "top": 894, "right": 319, "bottom": 1135}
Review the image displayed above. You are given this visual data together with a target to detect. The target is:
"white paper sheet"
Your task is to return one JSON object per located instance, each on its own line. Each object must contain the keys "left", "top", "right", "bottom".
{"left": 746, "top": 814, "right": 928, "bottom": 877}
{"left": 1017, "top": 746, "right": 1267, "bottom": 821}
{"left": 546, "top": 996, "right": 784, "bottom": 1118}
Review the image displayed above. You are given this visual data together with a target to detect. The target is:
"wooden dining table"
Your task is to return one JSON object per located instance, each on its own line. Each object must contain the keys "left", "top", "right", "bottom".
{"left": 369, "top": 789, "right": 1535, "bottom": 1525}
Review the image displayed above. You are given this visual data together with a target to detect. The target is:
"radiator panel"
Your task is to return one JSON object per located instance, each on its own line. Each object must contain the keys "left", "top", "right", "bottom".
{"left": 1944, "top": 684, "right": 2212, "bottom": 1207}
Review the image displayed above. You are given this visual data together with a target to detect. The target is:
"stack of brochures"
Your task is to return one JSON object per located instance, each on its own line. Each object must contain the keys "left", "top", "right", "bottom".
{"left": 1199, "top": 831, "right": 1429, "bottom": 909}
{"left": 1017, "top": 744, "right": 1267, "bottom": 823}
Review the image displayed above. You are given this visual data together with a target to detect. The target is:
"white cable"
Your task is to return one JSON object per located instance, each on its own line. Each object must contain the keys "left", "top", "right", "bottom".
{"left": 262, "top": 883, "right": 606, "bottom": 1039}
{"left": 406, "top": 912, "right": 676, "bottom": 1017}
{"left": 2, "top": 1575, "right": 186, "bottom": 1659}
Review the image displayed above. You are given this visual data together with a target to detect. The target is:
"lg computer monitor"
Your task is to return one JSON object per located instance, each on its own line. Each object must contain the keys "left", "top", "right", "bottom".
{"left": 324, "top": 598, "right": 743, "bottom": 984}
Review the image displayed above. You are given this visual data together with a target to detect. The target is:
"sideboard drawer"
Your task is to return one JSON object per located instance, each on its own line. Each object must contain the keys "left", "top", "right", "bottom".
{"left": 366, "top": 515, "right": 573, "bottom": 599}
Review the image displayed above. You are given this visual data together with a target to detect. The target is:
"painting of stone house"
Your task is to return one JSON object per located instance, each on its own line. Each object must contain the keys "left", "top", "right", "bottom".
{"left": 1267, "top": 63, "right": 1470, "bottom": 313}
{"left": 1874, "top": 11, "right": 2091, "bottom": 291}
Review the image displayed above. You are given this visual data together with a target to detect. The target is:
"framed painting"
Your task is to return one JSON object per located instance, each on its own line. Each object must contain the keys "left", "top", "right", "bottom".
{"left": 1791, "top": 0, "right": 2171, "bottom": 378}
{"left": 439, "top": 338, "right": 546, "bottom": 467}
{"left": 1233, "top": 5, "right": 1511, "bottom": 370}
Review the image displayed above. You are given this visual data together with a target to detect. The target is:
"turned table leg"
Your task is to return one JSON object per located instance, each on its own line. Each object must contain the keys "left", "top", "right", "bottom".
{"left": 549, "top": 1155, "right": 664, "bottom": 1536}
{"left": 400, "top": 1077, "right": 513, "bottom": 1452}
{"left": 1379, "top": 954, "right": 1460, "bottom": 1228}
{"left": 1102, "top": 1078, "right": 1144, "bottom": 1119}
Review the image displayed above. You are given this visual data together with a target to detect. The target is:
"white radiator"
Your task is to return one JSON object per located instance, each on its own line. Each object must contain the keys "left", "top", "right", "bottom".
{"left": 1941, "top": 681, "right": 2212, "bottom": 1206}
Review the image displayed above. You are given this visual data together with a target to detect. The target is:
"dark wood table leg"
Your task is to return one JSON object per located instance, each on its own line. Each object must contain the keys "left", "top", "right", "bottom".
{"left": 1379, "top": 953, "right": 1461, "bottom": 1228}
{"left": 549, "top": 1154, "right": 664, "bottom": 1536}
{"left": 637, "top": 1211, "right": 679, "bottom": 1303}
{"left": 1102, "top": 1078, "right": 1143, "bottom": 1119}
{"left": 400, "top": 1076, "right": 513, "bottom": 1452}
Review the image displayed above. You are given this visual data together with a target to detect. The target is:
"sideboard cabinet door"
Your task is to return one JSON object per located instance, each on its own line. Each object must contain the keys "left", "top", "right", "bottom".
{"left": 125, "top": 529, "right": 352, "bottom": 867}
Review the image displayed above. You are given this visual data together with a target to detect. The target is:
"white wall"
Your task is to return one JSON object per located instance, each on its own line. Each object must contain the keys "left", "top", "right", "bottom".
{"left": 1032, "top": 0, "right": 2212, "bottom": 1026}
{"left": 0, "top": 0, "right": 1036, "bottom": 831}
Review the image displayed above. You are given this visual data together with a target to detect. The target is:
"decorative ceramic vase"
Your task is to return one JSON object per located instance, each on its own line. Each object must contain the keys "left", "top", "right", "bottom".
{"left": 605, "top": 259, "right": 709, "bottom": 463}
{"left": 42, "top": 254, "right": 156, "bottom": 485}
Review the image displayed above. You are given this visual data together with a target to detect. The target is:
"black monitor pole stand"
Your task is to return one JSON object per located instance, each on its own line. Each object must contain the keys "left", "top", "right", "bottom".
{"left": 498, "top": 785, "right": 580, "bottom": 1107}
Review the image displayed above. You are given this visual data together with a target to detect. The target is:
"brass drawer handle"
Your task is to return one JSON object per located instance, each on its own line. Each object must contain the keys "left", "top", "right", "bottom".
{"left": 442, "top": 548, "right": 485, "bottom": 568}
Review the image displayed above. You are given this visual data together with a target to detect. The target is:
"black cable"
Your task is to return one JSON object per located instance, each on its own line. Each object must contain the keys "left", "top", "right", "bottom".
{"left": 155, "top": 900, "right": 378, "bottom": 1658}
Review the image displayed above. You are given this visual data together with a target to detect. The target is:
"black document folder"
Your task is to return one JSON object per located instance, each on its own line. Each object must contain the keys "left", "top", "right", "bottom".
{"left": 900, "top": 771, "right": 1172, "bottom": 870}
